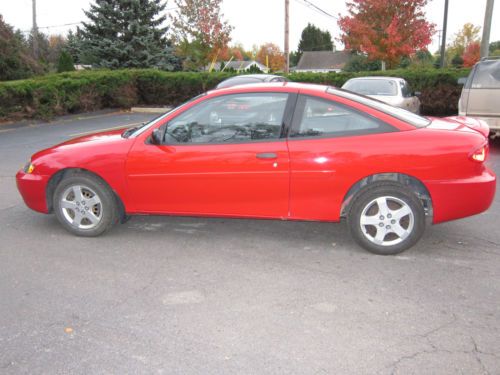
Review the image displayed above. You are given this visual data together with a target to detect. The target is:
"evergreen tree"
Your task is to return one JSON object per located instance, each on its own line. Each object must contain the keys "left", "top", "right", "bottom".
{"left": 451, "top": 53, "right": 464, "bottom": 67}
{"left": 65, "top": 30, "right": 82, "bottom": 64}
{"left": 0, "top": 15, "right": 42, "bottom": 80}
{"left": 289, "top": 51, "right": 299, "bottom": 67}
{"left": 57, "top": 50, "right": 75, "bottom": 72}
{"left": 81, "top": 0, "right": 178, "bottom": 70}
{"left": 297, "top": 23, "right": 333, "bottom": 58}
{"left": 489, "top": 41, "right": 500, "bottom": 56}
{"left": 343, "top": 53, "right": 381, "bottom": 72}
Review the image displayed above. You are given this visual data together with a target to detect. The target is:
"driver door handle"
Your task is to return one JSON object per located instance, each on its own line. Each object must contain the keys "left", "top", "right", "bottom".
{"left": 256, "top": 152, "right": 278, "bottom": 159}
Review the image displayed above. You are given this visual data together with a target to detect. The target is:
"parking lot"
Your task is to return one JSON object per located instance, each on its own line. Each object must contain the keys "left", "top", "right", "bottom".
{"left": 1, "top": 111, "right": 499, "bottom": 374}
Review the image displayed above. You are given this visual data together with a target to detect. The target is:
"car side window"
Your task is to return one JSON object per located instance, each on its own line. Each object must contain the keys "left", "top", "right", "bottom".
{"left": 164, "top": 93, "right": 288, "bottom": 144}
{"left": 290, "top": 96, "right": 395, "bottom": 138}
{"left": 472, "top": 61, "right": 500, "bottom": 89}
{"left": 400, "top": 81, "right": 411, "bottom": 97}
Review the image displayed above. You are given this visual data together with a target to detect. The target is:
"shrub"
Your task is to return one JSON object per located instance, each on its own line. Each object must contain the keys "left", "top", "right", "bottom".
{"left": 0, "top": 68, "right": 469, "bottom": 121}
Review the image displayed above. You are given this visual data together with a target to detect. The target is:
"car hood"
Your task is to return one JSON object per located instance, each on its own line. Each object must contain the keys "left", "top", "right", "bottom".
{"left": 57, "top": 128, "right": 127, "bottom": 147}
{"left": 426, "top": 116, "right": 490, "bottom": 138}
{"left": 31, "top": 128, "right": 133, "bottom": 162}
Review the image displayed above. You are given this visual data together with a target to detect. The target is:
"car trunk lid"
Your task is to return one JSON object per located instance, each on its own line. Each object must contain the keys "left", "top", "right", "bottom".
{"left": 427, "top": 116, "right": 490, "bottom": 138}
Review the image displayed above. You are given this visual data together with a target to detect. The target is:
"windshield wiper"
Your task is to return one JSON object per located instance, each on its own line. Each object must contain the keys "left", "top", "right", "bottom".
{"left": 122, "top": 123, "right": 146, "bottom": 138}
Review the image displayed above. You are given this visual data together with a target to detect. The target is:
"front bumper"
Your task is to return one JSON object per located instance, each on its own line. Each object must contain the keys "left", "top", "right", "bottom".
{"left": 16, "top": 170, "right": 50, "bottom": 214}
{"left": 426, "top": 169, "right": 496, "bottom": 224}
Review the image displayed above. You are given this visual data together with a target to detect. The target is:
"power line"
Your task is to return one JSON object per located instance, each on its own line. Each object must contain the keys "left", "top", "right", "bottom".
{"left": 20, "top": 6, "right": 179, "bottom": 33}
{"left": 293, "top": 0, "right": 338, "bottom": 20}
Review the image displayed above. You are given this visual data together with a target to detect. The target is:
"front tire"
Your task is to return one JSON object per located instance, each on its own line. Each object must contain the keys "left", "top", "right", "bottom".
{"left": 53, "top": 172, "right": 119, "bottom": 237}
{"left": 347, "top": 184, "right": 426, "bottom": 255}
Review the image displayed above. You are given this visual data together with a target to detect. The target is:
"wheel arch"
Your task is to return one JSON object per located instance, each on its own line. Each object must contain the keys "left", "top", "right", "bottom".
{"left": 340, "top": 173, "right": 433, "bottom": 222}
{"left": 46, "top": 168, "right": 127, "bottom": 221}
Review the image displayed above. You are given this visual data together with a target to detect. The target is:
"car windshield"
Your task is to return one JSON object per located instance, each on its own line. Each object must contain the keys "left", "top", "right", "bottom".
{"left": 126, "top": 94, "right": 207, "bottom": 137}
{"left": 343, "top": 79, "right": 398, "bottom": 96}
{"left": 327, "top": 87, "right": 430, "bottom": 128}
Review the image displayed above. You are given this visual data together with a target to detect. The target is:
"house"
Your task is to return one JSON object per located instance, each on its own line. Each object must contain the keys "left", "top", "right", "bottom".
{"left": 207, "top": 60, "right": 269, "bottom": 73}
{"left": 295, "top": 51, "right": 351, "bottom": 73}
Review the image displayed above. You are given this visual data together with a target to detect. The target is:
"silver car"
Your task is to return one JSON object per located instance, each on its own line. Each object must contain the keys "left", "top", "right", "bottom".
{"left": 342, "top": 77, "right": 421, "bottom": 114}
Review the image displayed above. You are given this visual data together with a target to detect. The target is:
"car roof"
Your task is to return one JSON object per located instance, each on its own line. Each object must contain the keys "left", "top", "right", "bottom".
{"left": 210, "top": 81, "right": 327, "bottom": 94}
{"left": 215, "top": 74, "right": 289, "bottom": 89}
{"left": 227, "top": 74, "right": 281, "bottom": 80}
{"left": 346, "top": 76, "right": 404, "bottom": 82}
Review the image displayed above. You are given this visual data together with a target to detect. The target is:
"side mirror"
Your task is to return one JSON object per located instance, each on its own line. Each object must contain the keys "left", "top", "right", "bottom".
{"left": 414, "top": 91, "right": 421, "bottom": 97}
{"left": 457, "top": 77, "right": 467, "bottom": 85}
{"left": 151, "top": 128, "right": 163, "bottom": 145}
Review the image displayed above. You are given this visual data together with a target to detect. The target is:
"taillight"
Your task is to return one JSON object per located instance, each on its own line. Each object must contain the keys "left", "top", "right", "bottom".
{"left": 469, "top": 144, "right": 488, "bottom": 162}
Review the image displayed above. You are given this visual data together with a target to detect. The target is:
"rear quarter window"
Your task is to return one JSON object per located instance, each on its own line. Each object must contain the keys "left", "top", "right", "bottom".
{"left": 471, "top": 60, "right": 500, "bottom": 89}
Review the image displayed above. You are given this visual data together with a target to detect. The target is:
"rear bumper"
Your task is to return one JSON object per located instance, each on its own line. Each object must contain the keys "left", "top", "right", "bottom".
{"left": 16, "top": 170, "right": 50, "bottom": 214}
{"left": 426, "top": 169, "right": 496, "bottom": 224}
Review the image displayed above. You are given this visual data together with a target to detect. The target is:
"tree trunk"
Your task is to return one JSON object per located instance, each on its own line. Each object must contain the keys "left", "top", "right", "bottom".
{"left": 381, "top": 61, "right": 386, "bottom": 71}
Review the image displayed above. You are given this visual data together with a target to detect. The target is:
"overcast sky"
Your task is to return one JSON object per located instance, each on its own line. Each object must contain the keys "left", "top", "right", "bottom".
{"left": 1, "top": 0, "right": 498, "bottom": 54}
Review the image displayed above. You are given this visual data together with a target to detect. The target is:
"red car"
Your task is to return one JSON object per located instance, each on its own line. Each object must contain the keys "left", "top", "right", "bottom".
{"left": 16, "top": 83, "right": 496, "bottom": 255}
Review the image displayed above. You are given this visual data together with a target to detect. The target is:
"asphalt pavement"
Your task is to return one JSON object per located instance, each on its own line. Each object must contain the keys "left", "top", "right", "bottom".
{"left": 0, "top": 111, "right": 499, "bottom": 374}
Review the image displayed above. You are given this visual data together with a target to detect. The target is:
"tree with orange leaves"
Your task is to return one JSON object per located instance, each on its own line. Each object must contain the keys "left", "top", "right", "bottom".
{"left": 256, "top": 43, "right": 285, "bottom": 72}
{"left": 462, "top": 42, "right": 481, "bottom": 67}
{"left": 171, "top": 0, "right": 233, "bottom": 70}
{"left": 338, "top": 0, "right": 435, "bottom": 69}
{"left": 219, "top": 45, "right": 244, "bottom": 61}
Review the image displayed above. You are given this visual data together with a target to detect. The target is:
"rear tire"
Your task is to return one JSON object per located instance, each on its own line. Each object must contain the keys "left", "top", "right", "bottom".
{"left": 53, "top": 172, "right": 119, "bottom": 237}
{"left": 347, "top": 183, "right": 425, "bottom": 255}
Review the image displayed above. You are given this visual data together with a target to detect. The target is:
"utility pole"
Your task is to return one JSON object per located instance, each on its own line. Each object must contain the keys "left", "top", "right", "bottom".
{"left": 480, "top": 0, "right": 495, "bottom": 58}
{"left": 436, "top": 29, "right": 442, "bottom": 54}
{"left": 439, "top": 0, "right": 448, "bottom": 68}
{"left": 284, "top": 0, "right": 290, "bottom": 74}
{"left": 32, "top": 0, "right": 39, "bottom": 59}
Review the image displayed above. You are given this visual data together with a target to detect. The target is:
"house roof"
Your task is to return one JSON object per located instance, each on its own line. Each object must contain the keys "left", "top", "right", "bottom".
{"left": 296, "top": 51, "right": 351, "bottom": 71}
{"left": 224, "top": 60, "right": 268, "bottom": 71}
{"left": 205, "top": 60, "right": 269, "bottom": 72}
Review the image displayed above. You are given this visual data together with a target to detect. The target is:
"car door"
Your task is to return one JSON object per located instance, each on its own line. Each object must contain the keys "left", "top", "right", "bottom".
{"left": 287, "top": 94, "right": 398, "bottom": 221}
{"left": 125, "top": 92, "right": 294, "bottom": 218}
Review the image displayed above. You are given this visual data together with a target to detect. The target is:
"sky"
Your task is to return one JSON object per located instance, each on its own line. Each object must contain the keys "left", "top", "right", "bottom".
{"left": 0, "top": 0, "right": 498, "bottom": 54}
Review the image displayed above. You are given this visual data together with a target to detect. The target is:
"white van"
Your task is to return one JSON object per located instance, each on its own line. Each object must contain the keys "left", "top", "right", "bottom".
{"left": 458, "top": 57, "right": 500, "bottom": 138}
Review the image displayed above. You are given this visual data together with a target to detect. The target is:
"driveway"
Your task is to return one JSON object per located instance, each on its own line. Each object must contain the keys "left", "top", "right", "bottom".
{"left": 1, "top": 111, "right": 499, "bottom": 374}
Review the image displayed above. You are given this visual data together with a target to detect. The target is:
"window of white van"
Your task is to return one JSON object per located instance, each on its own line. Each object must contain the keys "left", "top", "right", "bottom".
{"left": 471, "top": 60, "right": 500, "bottom": 89}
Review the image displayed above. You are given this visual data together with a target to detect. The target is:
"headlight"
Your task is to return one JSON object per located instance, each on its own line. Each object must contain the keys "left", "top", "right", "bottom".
{"left": 23, "top": 161, "right": 35, "bottom": 174}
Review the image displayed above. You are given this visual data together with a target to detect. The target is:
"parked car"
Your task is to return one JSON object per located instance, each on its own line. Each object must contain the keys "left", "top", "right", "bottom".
{"left": 342, "top": 77, "right": 421, "bottom": 114}
{"left": 17, "top": 83, "right": 495, "bottom": 255}
{"left": 458, "top": 57, "right": 500, "bottom": 138}
{"left": 216, "top": 74, "right": 288, "bottom": 89}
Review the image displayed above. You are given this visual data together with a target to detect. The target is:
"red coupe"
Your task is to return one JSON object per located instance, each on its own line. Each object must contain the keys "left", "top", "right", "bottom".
{"left": 16, "top": 83, "right": 496, "bottom": 255}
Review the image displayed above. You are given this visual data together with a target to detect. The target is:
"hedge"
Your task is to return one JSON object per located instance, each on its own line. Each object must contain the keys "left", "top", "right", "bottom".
{"left": 0, "top": 68, "right": 470, "bottom": 121}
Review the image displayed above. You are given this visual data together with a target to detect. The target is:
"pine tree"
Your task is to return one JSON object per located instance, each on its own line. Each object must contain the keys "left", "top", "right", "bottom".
{"left": 57, "top": 50, "right": 75, "bottom": 72}
{"left": 66, "top": 29, "right": 83, "bottom": 64}
{"left": 297, "top": 23, "right": 333, "bottom": 57}
{"left": 80, "top": 0, "right": 178, "bottom": 70}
